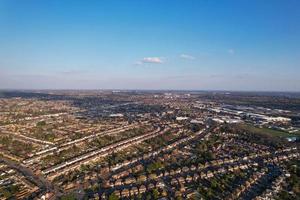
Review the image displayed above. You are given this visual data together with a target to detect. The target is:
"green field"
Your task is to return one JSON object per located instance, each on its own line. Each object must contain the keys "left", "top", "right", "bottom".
{"left": 239, "top": 124, "right": 298, "bottom": 138}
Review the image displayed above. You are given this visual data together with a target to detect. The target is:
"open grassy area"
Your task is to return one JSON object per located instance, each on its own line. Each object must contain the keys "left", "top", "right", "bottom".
{"left": 239, "top": 124, "right": 297, "bottom": 138}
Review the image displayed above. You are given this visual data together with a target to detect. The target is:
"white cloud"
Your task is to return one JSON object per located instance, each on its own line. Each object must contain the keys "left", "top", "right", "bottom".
{"left": 136, "top": 57, "right": 164, "bottom": 65}
{"left": 180, "top": 54, "right": 195, "bottom": 60}
{"left": 228, "top": 49, "right": 235, "bottom": 55}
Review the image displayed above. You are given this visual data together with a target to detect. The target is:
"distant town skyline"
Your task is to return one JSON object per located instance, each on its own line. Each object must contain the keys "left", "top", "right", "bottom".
{"left": 0, "top": 0, "right": 300, "bottom": 91}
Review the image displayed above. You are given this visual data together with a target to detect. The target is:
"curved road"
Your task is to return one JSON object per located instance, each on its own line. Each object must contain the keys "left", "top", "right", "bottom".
{"left": 0, "top": 156, "right": 60, "bottom": 199}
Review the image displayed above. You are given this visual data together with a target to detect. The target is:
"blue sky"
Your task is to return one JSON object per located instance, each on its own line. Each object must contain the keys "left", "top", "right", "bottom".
{"left": 0, "top": 0, "right": 299, "bottom": 91}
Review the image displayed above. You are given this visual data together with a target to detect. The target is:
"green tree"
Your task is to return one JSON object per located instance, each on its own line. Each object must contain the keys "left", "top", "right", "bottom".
{"left": 146, "top": 193, "right": 152, "bottom": 200}
{"left": 108, "top": 193, "right": 119, "bottom": 200}
{"left": 2, "top": 189, "right": 12, "bottom": 199}
{"left": 36, "top": 121, "right": 46, "bottom": 126}
{"left": 60, "top": 193, "right": 76, "bottom": 200}
{"left": 152, "top": 188, "right": 159, "bottom": 199}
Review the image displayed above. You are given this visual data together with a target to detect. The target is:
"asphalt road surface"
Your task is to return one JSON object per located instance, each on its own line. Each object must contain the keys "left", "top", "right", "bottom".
{"left": 0, "top": 156, "right": 60, "bottom": 199}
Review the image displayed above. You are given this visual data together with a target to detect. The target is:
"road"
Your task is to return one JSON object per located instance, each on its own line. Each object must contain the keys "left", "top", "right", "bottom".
{"left": 0, "top": 156, "right": 60, "bottom": 198}
{"left": 23, "top": 122, "right": 143, "bottom": 165}
{"left": 42, "top": 126, "right": 167, "bottom": 176}
{"left": 111, "top": 128, "right": 207, "bottom": 171}
{"left": 0, "top": 128, "right": 54, "bottom": 146}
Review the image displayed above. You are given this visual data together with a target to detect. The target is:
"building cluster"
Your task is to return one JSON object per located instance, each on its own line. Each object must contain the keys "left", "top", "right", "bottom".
{"left": 0, "top": 160, "right": 39, "bottom": 199}
{"left": 0, "top": 91, "right": 299, "bottom": 199}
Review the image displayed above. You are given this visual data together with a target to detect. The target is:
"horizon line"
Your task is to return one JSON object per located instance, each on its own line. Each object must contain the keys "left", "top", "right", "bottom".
{"left": 1, "top": 88, "right": 300, "bottom": 93}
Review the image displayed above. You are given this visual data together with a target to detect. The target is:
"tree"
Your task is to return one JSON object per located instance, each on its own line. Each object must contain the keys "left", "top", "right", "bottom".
{"left": 137, "top": 194, "right": 143, "bottom": 200}
{"left": 60, "top": 193, "right": 76, "bottom": 200}
{"left": 36, "top": 121, "right": 46, "bottom": 126}
{"left": 146, "top": 194, "right": 152, "bottom": 200}
{"left": 108, "top": 193, "right": 119, "bottom": 200}
{"left": 152, "top": 188, "right": 159, "bottom": 199}
{"left": 191, "top": 124, "right": 201, "bottom": 132}
{"left": 2, "top": 189, "right": 12, "bottom": 199}
{"left": 176, "top": 196, "right": 183, "bottom": 200}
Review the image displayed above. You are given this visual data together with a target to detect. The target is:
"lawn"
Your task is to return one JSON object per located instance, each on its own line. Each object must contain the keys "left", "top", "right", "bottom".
{"left": 239, "top": 124, "right": 297, "bottom": 138}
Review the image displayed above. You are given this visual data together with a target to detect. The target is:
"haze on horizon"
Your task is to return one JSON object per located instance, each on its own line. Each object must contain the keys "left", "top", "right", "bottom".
{"left": 0, "top": 0, "right": 299, "bottom": 91}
